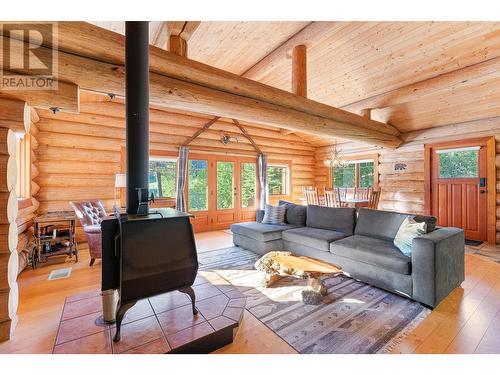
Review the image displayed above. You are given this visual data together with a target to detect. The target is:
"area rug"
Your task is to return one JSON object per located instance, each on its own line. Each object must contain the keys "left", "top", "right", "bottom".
{"left": 198, "top": 247, "right": 430, "bottom": 354}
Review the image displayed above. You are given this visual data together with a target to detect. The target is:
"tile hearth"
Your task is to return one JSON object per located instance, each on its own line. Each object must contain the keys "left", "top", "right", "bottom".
{"left": 52, "top": 272, "right": 246, "bottom": 354}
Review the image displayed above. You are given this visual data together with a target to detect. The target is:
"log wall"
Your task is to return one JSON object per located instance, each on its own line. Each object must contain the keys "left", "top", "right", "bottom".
{"left": 34, "top": 94, "right": 316, "bottom": 237}
{"left": 0, "top": 97, "right": 34, "bottom": 341}
{"left": 315, "top": 117, "right": 500, "bottom": 243}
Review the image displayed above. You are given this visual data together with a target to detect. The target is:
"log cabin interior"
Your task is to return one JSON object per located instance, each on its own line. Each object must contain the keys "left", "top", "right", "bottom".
{"left": 1, "top": 9, "right": 500, "bottom": 365}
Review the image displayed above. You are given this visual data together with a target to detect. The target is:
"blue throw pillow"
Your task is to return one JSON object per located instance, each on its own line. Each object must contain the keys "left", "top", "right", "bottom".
{"left": 394, "top": 217, "right": 427, "bottom": 257}
{"left": 261, "top": 204, "right": 286, "bottom": 225}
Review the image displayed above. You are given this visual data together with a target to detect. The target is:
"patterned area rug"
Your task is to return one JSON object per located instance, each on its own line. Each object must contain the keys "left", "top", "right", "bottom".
{"left": 199, "top": 247, "right": 430, "bottom": 354}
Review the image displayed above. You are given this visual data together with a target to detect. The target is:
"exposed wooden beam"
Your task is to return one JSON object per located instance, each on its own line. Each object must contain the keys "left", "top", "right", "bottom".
{"left": 291, "top": 45, "right": 307, "bottom": 98}
{"left": 153, "top": 21, "right": 201, "bottom": 50}
{"left": 182, "top": 116, "right": 220, "bottom": 146}
{"left": 0, "top": 79, "right": 79, "bottom": 113}
{"left": 50, "top": 22, "right": 400, "bottom": 137}
{"left": 232, "top": 119, "right": 262, "bottom": 154}
{"left": 0, "top": 97, "right": 31, "bottom": 133}
{"left": 179, "top": 22, "right": 201, "bottom": 41}
{"left": 152, "top": 22, "right": 169, "bottom": 49}
{"left": 0, "top": 23, "right": 402, "bottom": 148}
{"left": 360, "top": 108, "right": 371, "bottom": 119}
{"left": 166, "top": 21, "right": 186, "bottom": 36}
{"left": 168, "top": 35, "right": 188, "bottom": 58}
{"left": 242, "top": 22, "right": 334, "bottom": 81}
{"left": 342, "top": 56, "right": 500, "bottom": 114}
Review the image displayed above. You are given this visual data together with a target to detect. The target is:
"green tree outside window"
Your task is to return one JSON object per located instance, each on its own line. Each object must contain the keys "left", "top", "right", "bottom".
{"left": 188, "top": 160, "right": 208, "bottom": 211}
{"left": 148, "top": 159, "right": 177, "bottom": 198}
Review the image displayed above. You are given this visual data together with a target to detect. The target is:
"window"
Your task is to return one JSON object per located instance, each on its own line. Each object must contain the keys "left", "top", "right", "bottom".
{"left": 333, "top": 163, "right": 355, "bottom": 188}
{"left": 359, "top": 161, "right": 375, "bottom": 187}
{"left": 15, "top": 133, "right": 31, "bottom": 199}
{"left": 267, "top": 164, "right": 290, "bottom": 196}
{"left": 188, "top": 160, "right": 209, "bottom": 211}
{"left": 332, "top": 160, "right": 375, "bottom": 188}
{"left": 148, "top": 157, "right": 177, "bottom": 199}
{"left": 437, "top": 147, "right": 479, "bottom": 178}
{"left": 217, "top": 161, "right": 234, "bottom": 209}
{"left": 241, "top": 162, "right": 256, "bottom": 208}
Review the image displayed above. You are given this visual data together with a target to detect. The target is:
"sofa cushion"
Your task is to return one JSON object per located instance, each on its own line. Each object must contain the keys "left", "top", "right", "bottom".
{"left": 230, "top": 222, "right": 297, "bottom": 242}
{"left": 279, "top": 200, "right": 307, "bottom": 227}
{"left": 355, "top": 208, "right": 409, "bottom": 242}
{"left": 261, "top": 204, "right": 286, "bottom": 225}
{"left": 330, "top": 235, "right": 411, "bottom": 275}
{"left": 306, "top": 205, "right": 356, "bottom": 234}
{"left": 282, "top": 227, "right": 350, "bottom": 252}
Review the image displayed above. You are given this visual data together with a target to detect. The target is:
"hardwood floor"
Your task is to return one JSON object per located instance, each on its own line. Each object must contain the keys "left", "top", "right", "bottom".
{"left": 1, "top": 230, "right": 499, "bottom": 354}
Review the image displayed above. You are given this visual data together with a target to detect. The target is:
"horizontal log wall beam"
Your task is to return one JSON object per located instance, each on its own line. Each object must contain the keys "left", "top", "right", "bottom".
{"left": 1, "top": 23, "right": 401, "bottom": 147}
{"left": 0, "top": 80, "right": 80, "bottom": 113}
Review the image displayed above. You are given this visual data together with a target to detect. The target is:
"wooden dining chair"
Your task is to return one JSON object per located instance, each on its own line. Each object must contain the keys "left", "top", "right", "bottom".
{"left": 325, "top": 188, "right": 347, "bottom": 207}
{"left": 354, "top": 187, "right": 372, "bottom": 200}
{"left": 368, "top": 190, "right": 381, "bottom": 209}
{"left": 337, "top": 187, "right": 347, "bottom": 201}
{"left": 304, "top": 188, "right": 320, "bottom": 206}
{"left": 324, "top": 189, "right": 337, "bottom": 207}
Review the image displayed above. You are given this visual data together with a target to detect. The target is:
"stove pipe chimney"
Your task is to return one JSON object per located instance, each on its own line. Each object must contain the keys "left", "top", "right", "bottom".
{"left": 125, "top": 21, "right": 150, "bottom": 214}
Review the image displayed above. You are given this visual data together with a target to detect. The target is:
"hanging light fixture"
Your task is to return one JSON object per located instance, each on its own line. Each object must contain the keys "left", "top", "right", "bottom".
{"left": 323, "top": 141, "right": 350, "bottom": 168}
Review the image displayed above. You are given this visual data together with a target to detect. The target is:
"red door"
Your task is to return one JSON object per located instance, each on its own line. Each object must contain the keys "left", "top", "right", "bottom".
{"left": 430, "top": 142, "right": 487, "bottom": 241}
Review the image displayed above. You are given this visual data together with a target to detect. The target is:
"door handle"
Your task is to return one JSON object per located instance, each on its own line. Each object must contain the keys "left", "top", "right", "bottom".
{"left": 480, "top": 190, "right": 487, "bottom": 194}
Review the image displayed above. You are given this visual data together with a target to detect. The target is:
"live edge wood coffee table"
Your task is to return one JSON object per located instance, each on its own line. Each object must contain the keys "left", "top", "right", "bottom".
{"left": 255, "top": 251, "right": 342, "bottom": 305}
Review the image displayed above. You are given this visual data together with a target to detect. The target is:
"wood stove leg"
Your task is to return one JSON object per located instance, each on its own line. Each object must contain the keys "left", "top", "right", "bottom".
{"left": 179, "top": 287, "right": 198, "bottom": 315}
{"left": 113, "top": 301, "right": 136, "bottom": 342}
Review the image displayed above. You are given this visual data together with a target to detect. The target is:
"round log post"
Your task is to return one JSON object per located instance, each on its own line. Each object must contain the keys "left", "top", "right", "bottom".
{"left": 292, "top": 45, "right": 307, "bottom": 98}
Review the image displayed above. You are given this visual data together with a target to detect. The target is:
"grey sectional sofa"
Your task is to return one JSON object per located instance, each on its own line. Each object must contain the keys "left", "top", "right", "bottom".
{"left": 231, "top": 202, "right": 465, "bottom": 308}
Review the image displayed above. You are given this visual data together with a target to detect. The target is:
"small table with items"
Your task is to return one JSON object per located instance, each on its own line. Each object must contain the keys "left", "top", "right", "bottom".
{"left": 255, "top": 251, "right": 342, "bottom": 305}
{"left": 32, "top": 211, "right": 78, "bottom": 268}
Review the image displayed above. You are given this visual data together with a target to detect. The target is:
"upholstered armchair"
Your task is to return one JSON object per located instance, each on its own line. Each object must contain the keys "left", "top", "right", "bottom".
{"left": 70, "top": 200, "right": 107, "bottom": 266}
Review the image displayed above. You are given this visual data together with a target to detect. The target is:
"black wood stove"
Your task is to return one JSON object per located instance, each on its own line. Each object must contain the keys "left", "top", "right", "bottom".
{"left": 101, "top": 209, "right": 199, "bottom": 342}
{"left": 101, "top": 21, "right": 199, "bottom": 342}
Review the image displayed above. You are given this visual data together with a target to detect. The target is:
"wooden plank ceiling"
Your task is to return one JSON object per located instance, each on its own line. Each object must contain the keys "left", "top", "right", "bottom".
{"left": 88, "top": 21, "right": 500, "bottom": 147}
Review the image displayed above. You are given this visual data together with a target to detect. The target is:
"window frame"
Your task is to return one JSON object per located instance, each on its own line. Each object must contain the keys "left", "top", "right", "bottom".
{"left": 328, "top": 154, "right": 379, "bottom": 190}
{"left": 15, "top": 133, "right": 32, "bottom": 207}
{"left": 148, "top": 156, "right": 178, "bottom": 199}
{"left": 120, "top": 148, "right": 179, "bottom": 208}
{"left": 266, "top": 160, "right": 291, "bottom": 197}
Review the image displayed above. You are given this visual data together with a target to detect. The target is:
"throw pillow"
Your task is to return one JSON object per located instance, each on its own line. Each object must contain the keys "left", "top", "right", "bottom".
{"left": 413, "top": 215, "right": 438, "bottom": 232}
{"left": 261, "top": 204, "right": 286, "bottom": 225}
{"left": 394, "top": 217, "right": 427, "bottom": 257}
{"left": 278, "top": 200, "right": 307, "bottom": 226}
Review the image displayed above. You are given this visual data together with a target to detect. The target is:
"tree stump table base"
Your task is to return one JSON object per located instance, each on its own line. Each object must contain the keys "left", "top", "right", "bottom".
{"left": 255, "top": 251, "right": 342, "bottom": 305}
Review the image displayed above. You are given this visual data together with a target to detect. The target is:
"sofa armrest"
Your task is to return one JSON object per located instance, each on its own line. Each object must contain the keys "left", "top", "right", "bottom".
{"left": 411, "top": 227, "right": 465, "bottom": 307}
{"left": 256, "top": 209, "right": 265, "bottom": 223}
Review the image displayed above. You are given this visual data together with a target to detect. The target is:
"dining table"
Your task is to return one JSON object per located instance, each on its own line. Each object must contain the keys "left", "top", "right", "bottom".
{"left": 343, "top": 198, "right": 369, "bottom": 208}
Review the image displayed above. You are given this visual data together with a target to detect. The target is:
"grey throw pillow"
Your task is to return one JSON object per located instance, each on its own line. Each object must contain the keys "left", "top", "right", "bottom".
{"left": 278, "top": 200, "right": 307, "bottom": 226}
{"left": 261, "top": 204, "right": 286, "bottom": 225}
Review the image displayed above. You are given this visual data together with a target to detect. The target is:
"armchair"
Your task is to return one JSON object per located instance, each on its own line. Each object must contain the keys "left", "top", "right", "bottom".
{"left": 70, "top": 200, "right": 107, "bottom": 266}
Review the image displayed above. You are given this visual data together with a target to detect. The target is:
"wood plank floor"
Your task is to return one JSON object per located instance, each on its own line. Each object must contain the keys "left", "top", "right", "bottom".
{"left": 1, "top": 230, "right": 499, "bottom": 354}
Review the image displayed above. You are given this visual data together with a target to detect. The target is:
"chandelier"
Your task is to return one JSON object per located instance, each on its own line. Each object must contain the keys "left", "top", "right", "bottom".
{"left": 323, "top": 142, "right": 350, "bottom": 168}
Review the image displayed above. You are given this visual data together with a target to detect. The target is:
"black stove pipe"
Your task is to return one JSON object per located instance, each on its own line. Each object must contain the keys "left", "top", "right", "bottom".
{"left": 125, "top": 21, "right": 149, "bottom": 215}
